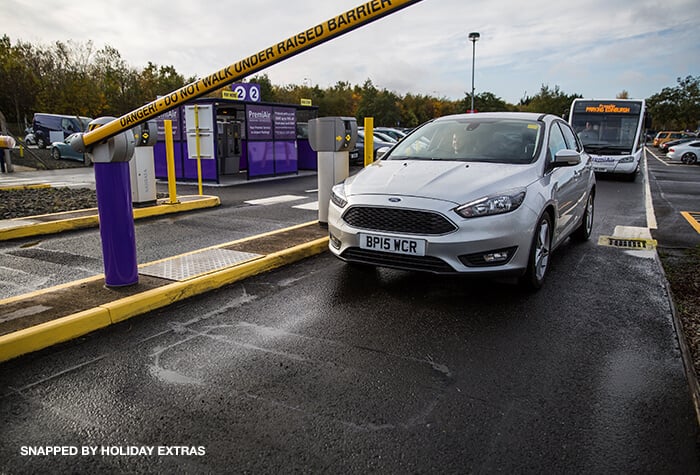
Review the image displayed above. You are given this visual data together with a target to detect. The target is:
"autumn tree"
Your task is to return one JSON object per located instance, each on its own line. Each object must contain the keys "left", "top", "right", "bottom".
{"left": 519, "top": 84, "right": 581, "bottom": 117}
{"left": 646, "top": 76, "right": 700, "bottom": 131}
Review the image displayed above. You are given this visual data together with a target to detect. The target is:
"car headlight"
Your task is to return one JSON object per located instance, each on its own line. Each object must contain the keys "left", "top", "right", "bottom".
{"left": 330, "top": 183, "right": 348, "bottom": 208}
{"left": 455, "top": 189, "right": 526, "bottom": 218}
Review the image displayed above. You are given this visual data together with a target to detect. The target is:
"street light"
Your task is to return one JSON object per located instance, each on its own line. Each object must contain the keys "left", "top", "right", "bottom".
{"left": 468, "top": 32, "right": 480, "bottom": 112}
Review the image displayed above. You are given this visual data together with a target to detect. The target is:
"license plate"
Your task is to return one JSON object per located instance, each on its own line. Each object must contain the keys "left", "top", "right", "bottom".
{"left": 593, "top": 167, "right": 608, "bottom": 172}
{"left": 359, "top": 233, "right": 426, "bottom": 256}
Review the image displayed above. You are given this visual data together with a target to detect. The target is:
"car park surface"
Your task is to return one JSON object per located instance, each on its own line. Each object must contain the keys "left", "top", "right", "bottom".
{"left": 0, "top": 152, "right": 698, "bottom": 472}
{"left": 329, "top": 112, "right": 595, "bottom": 290}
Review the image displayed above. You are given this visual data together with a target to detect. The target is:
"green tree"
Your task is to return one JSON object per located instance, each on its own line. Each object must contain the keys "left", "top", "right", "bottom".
{"left": 461, "top": 91, "right": 511, "bottom": 113}
{"left": 646, "top": 76, "right": 700, "bottom": 131}
{"left": 317, "top": 81, "right": 355, "bottom": 117}
{"left": 519, "top": 84, "right": 580, "bottom": 117}
{"left": 248, "top": 74, "right": 275, "bottom": 102}
{"left": 0, "top": 36, "right": 41, "bottom": 129}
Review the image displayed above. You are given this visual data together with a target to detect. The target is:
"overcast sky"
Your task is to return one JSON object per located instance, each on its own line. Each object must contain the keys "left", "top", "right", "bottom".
{"left": 3, "top": 0, "right": 699, "bottom": 105}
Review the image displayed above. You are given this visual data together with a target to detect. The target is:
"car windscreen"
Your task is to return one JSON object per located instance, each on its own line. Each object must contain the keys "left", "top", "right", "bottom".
{"left": 385, "top": 118, "right": 543, "bottom": 164}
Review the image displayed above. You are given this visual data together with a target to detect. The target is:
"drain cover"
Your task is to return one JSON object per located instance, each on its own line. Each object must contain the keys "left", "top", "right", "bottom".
{"left": 139, "top": 248, "right": 262, "bottom": 281}
{"left": 598, "top": 236, "right": 657, "bottom": 250}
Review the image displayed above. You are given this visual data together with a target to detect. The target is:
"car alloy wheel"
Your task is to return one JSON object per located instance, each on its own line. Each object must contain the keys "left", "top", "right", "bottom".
{"left": 520, "top": 212, "right": 552, "bottom": 290}
{"left": 51, "top": 148, "right": 61, "bottom": 160}
{"left": 682, "top": 152, "right": 697, "bottom": 165}
{"left": 572, "top": 193, "right": 594, "bottom": 241}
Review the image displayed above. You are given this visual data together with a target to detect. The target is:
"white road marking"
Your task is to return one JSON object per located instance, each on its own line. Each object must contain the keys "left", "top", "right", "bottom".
{"left": 245, "top": 195, "right": 306, "bottom": 206}
{"left": 293, "top": 201, "right": 318, "bottom": 211}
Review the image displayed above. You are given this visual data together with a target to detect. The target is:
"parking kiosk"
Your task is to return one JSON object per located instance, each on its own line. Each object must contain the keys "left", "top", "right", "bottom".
{"left": 129, "top": 120, "right": 158, "bottom": 206}
{"left": 308, "top": 117, "right": 357, "bottom": 224}
{"left": 152, "top": 94, "right": 318, "bottom": 184}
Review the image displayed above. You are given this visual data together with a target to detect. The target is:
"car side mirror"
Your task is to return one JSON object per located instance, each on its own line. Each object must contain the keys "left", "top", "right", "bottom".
{"left": 553, "top": 149, "right": 581, "bottom": 167}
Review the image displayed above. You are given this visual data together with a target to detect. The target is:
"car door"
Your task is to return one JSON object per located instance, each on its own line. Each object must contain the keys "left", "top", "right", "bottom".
{"left": 558, "top": 120, "right": 591, "bottom": 225}
{"left": 546, "top": 120, "right": 580, "bottom": 243}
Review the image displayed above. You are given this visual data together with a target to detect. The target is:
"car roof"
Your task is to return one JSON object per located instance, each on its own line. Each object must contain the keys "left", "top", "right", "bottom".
{"left": 434, "top": 112, "right": 550, "bottom": 122}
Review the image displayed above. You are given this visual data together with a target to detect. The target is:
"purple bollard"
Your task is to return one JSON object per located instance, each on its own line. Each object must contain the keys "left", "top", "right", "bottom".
{"left": 94, "top": 161, "right": 138, "bottom": 287}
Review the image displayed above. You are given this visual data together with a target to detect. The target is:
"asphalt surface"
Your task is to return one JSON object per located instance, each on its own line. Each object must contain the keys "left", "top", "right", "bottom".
{"left": 1, "top": 153, "right": 700, "bottom": 472}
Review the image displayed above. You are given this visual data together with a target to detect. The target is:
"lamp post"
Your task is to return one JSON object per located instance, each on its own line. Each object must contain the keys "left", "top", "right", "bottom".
{"left": 468, "top": 32, "right": 480, "bottom": 112}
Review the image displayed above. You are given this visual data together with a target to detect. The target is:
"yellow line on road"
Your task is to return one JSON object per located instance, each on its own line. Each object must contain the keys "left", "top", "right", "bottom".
{"left": 681, "top": 212, "right": 700, "bottom": 234}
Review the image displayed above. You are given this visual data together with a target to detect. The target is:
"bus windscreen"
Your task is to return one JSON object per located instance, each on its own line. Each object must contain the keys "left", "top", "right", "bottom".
{"left": 570, "top": 101, "right": 643, "bottom": 154}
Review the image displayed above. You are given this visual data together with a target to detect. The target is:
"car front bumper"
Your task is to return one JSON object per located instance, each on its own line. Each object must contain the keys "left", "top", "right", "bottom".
{"left": 327, "top": 194, "right": 538, "bottom": 275}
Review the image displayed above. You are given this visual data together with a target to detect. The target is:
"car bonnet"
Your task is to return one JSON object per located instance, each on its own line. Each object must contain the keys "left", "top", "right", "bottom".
{"left": 344, "top": 159, "right": 540, "bottom": 205}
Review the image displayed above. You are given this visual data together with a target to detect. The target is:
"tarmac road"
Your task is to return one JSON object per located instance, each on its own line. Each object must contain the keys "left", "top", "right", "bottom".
{"left": 0, "top": 156, "right": 699, "bottom": 472}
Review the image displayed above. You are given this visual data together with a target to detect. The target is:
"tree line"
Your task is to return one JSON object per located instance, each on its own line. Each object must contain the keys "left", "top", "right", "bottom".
{"left": 1, "top": 36, "right": 698, "bottom": 134}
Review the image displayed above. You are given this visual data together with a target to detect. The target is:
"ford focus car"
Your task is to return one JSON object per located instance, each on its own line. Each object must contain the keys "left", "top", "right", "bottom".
{"left": 327, "top": 112, "right": 595, "bottom": 289}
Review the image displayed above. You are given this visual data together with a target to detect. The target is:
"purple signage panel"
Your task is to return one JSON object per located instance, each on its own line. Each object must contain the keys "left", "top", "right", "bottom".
{"left": 248, "top": 142, "right": 275, "bottom": 177}
{"left": 156, "top": 107, "right": 181, "bottom": 141}
{"left": 274, "top": 107, "right": 297, "bottom": 140}
{"left": 274, "top": 141, "right": 298, "bottom": 174}
{"left": 246, "top": 105, "right": 273, "bottom": 140}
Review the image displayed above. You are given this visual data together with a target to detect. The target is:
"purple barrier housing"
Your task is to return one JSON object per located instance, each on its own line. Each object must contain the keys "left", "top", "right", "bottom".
{"left": 94, "top": 162, "right": 138, "bottom": 287}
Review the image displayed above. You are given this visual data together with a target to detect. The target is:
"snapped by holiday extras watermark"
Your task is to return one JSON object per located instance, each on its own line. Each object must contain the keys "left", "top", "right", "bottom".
{"left": 20, "top": 446, "right": 206, "bottom": 456}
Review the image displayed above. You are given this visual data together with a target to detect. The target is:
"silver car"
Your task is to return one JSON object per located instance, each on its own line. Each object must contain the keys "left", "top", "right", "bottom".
{"left": 327, "top": 112, "right": 596, "bottom": 289}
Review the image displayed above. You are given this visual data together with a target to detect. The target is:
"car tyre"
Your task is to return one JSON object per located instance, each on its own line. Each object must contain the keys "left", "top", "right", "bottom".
{"left": 571, "top": 192, "right": 594, "bottom": 242}
{"left": 682, "top": 152, "right": 697, "bottom": 165}
{"left": 37, "top": 137, "right": 46, "bottom": 149}
{"left": 519, "top": 212, "right": 552, "bottom": 291}
{"left": 51, "top": 148, "right": 61, "bottom": 160}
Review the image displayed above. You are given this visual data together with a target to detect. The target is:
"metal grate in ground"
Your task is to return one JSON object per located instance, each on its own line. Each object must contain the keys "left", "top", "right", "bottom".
{"left": 598, "top": 236, "right": 657, "bottom": 250}
{"left": 139, "top": 248, "right": 263, "bottom": 281}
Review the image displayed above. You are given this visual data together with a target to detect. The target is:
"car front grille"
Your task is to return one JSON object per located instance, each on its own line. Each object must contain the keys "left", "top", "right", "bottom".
{"left": 342, "top": 206, "right": 456, "bottom": 235}
{"left": 341, "top": 248, "right": 456, "bottom": 273}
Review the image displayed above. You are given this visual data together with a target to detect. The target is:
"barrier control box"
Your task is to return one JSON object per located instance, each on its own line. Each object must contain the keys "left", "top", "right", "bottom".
{"left": 308, "top": 117, "right": 357, "bottom": 152}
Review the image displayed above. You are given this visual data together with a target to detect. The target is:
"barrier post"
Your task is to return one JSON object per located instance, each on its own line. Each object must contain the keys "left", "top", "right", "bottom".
{"left": 194, "top": 105, "right": 203, "bottom": 196}
{"left": 364, "top": 117, "right": 374, "bottom": 167}
{"left": 164, "top": 120, "right": 179, "bottom": 204}
{"left": 87, "top": 117, "right": 137, "bottom": 287}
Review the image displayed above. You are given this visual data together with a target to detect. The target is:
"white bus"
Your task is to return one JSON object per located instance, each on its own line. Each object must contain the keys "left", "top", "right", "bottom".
{"left": 569, "top": 99, "right": 649, "bottom": 181}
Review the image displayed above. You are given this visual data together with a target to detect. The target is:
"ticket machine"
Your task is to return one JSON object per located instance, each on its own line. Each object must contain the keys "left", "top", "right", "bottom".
{"left": 129, "top": 120, "right": 158, "bottom": 206}
{"left": 308, "top": 117, "right": 357, "bottom": 225}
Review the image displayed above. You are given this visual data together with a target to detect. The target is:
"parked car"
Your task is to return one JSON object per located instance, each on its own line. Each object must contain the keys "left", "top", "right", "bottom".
{"left": 667, "top": 140, "right": 700, "bottom": 164}
{"left": 358, "top": 127, "right": 398, "bottom": 143}
{"left": 328, "top": 112, "right": 596, "bottom": 290}
{"left": 23, "top": 127, "right": 36, "bottom": 146}
{"left": 653, "top": 131, "right": 690, "bottom": 148}
{"left": 50, "top": 133, "right": 91, "bottom": 165}
{"left": 374, "top": 127, "right": 407, "bottom": 142}
{"left": 350, "top": 130, "right": 395, "bottom": 165}
{"left": 659, "top": 136, "right": 696, "bottom": 152}
{"left": 33, "top": 113, "right": 91, "bottom": 149}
